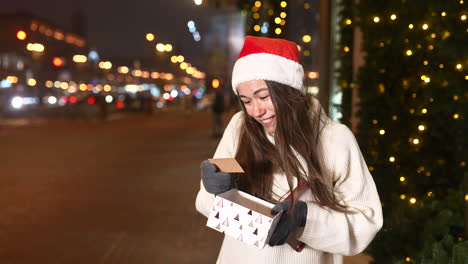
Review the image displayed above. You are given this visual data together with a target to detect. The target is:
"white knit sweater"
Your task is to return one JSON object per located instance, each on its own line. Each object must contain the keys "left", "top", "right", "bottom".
{"left": 195, "top": 111, "right": 383, "bottom": 264}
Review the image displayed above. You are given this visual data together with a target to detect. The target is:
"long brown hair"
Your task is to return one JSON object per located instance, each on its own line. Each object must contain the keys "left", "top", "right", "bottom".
{"left": 234, "top": 81, "right": 349, "bottom": 212}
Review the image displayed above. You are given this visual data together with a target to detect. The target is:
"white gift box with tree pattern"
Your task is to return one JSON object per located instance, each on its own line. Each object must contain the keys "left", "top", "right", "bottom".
{"left": 206, "top": 188, "right": 283, "bottom": 249}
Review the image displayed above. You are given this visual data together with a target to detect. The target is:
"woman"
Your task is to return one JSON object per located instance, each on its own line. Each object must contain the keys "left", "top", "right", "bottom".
{"left": 195, "top": 36, "right": 383, "bottom": 264}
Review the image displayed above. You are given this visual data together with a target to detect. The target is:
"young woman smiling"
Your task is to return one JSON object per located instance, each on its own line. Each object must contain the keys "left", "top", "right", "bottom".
{"left": 195, "top": 36, "right": 383, "bottom": 264}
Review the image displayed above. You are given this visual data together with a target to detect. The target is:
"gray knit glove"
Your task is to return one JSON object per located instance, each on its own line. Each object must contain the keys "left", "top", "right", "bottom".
{"left": 200, "top": 160, "right": 235, "bottom": 195}
{"left": 268, "top": 200, "right": 307, "bottom": 246}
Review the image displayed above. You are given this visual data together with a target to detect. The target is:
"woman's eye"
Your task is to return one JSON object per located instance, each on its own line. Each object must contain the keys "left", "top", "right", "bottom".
{"left": 242, "top": 100, "right": 251, "bottom": 105}
{"left": 260, "top": 95, "right": 269, "bottom": 100}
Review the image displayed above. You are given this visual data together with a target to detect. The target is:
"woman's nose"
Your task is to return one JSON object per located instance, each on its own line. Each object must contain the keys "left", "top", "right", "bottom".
{"left": 252, "top": 102, "right": 265, "bottom": 117}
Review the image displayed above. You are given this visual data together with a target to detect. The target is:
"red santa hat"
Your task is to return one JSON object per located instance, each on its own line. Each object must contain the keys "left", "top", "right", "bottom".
{"left": 231, "top": 36, "right": 304, "bottom": 94}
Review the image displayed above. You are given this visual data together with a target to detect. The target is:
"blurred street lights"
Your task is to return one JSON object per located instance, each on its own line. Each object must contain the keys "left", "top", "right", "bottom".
{"left": 98, "top": 61, "right": 112, "bottom": 70}
{"left": 72, "top": 55, "right": 87, "bottom": 63}
{"left": 142, "top": 27, "right": 205, "bottom": 82}
{"left": 146, "top": 33, "right": 155, "bottom": 42}
{"left": 302, "top": 35, "right": 312, "bottom": 43}
{"left": 16, "top": 30, "right": 28, "bottom": 40}
{"left": 155, "top": 43, "right": 173, "bottom": 53}
{"left": 187, "top": 20, "right": 201, "bottom": 42}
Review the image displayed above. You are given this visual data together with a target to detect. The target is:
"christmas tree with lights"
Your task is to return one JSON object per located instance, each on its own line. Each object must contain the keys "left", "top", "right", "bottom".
{"left": 337, "top": 0, "right": 468, "bottom": 263}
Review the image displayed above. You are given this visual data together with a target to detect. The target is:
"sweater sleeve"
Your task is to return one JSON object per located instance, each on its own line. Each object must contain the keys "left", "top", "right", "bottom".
{"left": 297, "top": 123, "right": 383, "bottom": 256}
{"left": 195, "top": 112, "right": 243, "bottom": 218}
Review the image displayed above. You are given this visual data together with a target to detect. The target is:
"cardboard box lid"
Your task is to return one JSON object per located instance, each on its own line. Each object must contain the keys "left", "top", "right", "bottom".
{"left": 218, "top": 189, "right": 274, "bottom": 217}
{"left": 208, "top": 158, "right": 244, "bottom": 173}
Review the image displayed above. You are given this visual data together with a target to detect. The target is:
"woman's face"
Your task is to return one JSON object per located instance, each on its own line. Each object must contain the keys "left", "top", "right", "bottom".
{"left": 237, "top": 80, "right": 277, "bottom": 134}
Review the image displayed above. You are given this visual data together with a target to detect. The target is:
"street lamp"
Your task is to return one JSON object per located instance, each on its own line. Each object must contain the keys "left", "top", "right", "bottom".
{"left": 73, "top": 55, "right": 88, "bottom": 63}
{"left": 177, "top": 55, "right": 184, "bottom": 63}
{"left": 16, "top": 30, "right": 27, "bottom": 40}
{"left": 164, "top": 44, "right": 173, "bottom": 52}
{"left": 156, "top": 43, "right": 165, "bottom": 52}
{"left": 146, "top": 33, "right": 155, "bottom": 42}
{"left": 52, "top": 57, "right": 64, "bottom": 67}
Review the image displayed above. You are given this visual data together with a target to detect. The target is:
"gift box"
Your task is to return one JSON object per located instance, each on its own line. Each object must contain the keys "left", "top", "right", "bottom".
{"left": 205, "top": 158, "right": 283, "bottom": 249}
{"left": 206, "top": 189, "right": 283, "bottom": 249}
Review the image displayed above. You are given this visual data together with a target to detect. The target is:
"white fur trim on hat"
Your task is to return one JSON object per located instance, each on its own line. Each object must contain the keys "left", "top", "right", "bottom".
{"left": 232, "top": 53, "right": 304, "bottom": 94}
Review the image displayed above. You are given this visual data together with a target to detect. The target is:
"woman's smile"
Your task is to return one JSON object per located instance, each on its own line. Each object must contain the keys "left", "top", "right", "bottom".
{"left": 237, "top": 80, "right": 277, "bottom": 133}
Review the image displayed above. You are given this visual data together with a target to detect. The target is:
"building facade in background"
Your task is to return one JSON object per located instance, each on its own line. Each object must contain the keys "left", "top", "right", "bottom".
{"left": 0, "top": 12, "right": 89, "bottom": 108}
{"left": 0, "top": 12, "right": 205, "bottom": 114}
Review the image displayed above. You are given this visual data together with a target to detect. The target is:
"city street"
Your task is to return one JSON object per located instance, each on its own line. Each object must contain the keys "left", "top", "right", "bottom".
{"left": 0, "top": 110, "right": 223, "bottom": 263}
{"left": 0, "top": 111, "right": 371, "bottom": 264}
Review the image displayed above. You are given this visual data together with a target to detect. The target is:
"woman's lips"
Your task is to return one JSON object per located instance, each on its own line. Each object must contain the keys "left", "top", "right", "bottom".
{"left": 259, "top": 116, "right": 275, "bottom": 126}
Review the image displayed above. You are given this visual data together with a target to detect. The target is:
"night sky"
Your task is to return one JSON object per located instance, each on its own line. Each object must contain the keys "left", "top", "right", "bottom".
{"left": 1, "top": 0, "right": 212, "bottom": 67}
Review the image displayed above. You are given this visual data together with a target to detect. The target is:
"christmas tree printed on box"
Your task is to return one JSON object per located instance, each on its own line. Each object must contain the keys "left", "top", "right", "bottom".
{"left": 206, "top": 189, "right": 283, "bottom": 249}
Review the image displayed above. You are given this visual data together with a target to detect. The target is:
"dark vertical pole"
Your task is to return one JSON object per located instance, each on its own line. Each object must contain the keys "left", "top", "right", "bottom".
{"left": 318, "top": 0, "right": 331, "bottom": 114}
{"left": 464, "top": 171, "right": 468, "bottom": 239}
